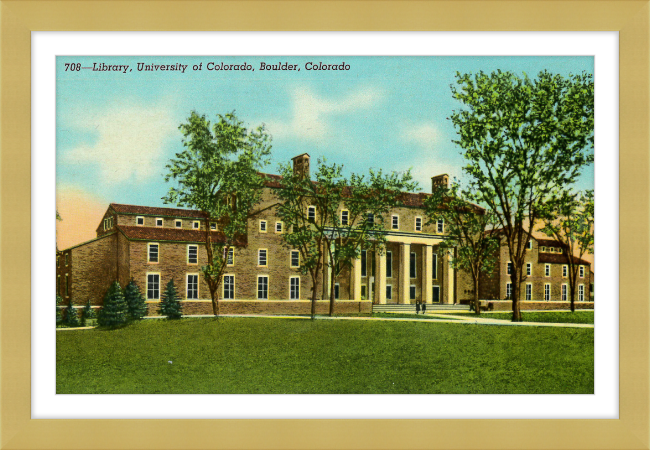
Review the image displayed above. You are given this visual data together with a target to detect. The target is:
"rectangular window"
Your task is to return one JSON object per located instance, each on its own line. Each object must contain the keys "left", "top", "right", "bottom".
{"left": 386, "top": 251, "right": 392, "bottom": 278}
{"left": 437, "top": 218, "right": 444, "bottom": 233}
{"left": 507, "top": 262, "right": 512, "bottom": 275}
{"left": 544, "top": 284, "right": 551, "bottom": 301}
{"left": 545, "top": 264, "right": 551, "bottom": 277}
{"left": 308, "top": 206, "right": 316, "bottom": 222}
{"left": 147, "top": 274, "right": 160, "bottom": 300}
{"left": 290, "top": 277, "right": 300, "bottom": 300}
{"left": 410, "top": 252, "right": 416, "bottom": 278}
{"left": 148, "top": 243, "right": 159, "bottom": 263}
{"left": 562, "top": 284, "right": 568, "bottom": 301}
{"left": 175, "top": 220, "right": 182, "bottom": 228}
{"left": 526, "top": 241, "right": 533, "bottom": 250}
{"left": 386, "top": 285, "right": 392, "bottom": 300}
{"left": 506, "top": 282, "right": 512, "bottom": 299}
{"left": 361, "top": 285, "right": 367, "bottom": 300}
{"left": 290, "top": 250, "right": 300, "bottom": 268}
{"left": 223, "top": 275, "right": 235, "bottom": 299}
{"left": 259, "top": 220, "right": 267, "bottom": 232}
{"left": 275, "top": 222, "right": 283, "bottom": 233}
{"left": 57, "top": 275, "right": 60, "bottom": 295}
{"left": 334, "top": 283, "right": 340, "bottom": 300}
{"left": 580, "top": 266, "right": 585, "bottom": 278}
{"left": 156, "top": 218, "right": 163, "bottom": 227}
{"left": 432, "top": 253, "right": 438, "bottom": 279}
{"left": 187, "top": 245, "right": 198, "bottom": 264}
{"left": 65, "top": 274, "right": 69, "bottom": 297}
{"left": 526, "top": 263, "right": 532, "bottom": 276}
{"left": 391, "top": 215, "right": 399, "bottom": 230}
{"left": 410, "top": 285, "right": 416, "bottom": 300}
{"left": 367, "top": 213, "right": 375, "bottom": 225}
{"left": 103, "top": 218, "right": 107, "bottom": 230}
{"left": 223, "top": 248, "right": 234, "bottom": 266}
{"left": 415, "top": 217, "right": 422, "bottom": 232}
{"left": 257, "top": 276, "right": 268, "bottom": 300}
{"left": 541, "top": 246, "right": 546, "bottom": 252}
{"left": 361, "top": 250, "right": 367, "bottom": 277}
{"left": 57, "top": 255, "right": 60, "bottom": 268}
{"left": 526, "top": 283, "right": 532, "bottom": 301}
{"left": 579, "top": 284, "right": 585, "bottom": 301}
{"left": 210, "top": 222, "right": 217, "bottom": 230}
{"left": 192, "top": 221, "right": 200, "bottom": 230}
{"left": 563, "top": 265, "right": 568, "bottom": 277}
{"left": 136, "top": 216, "right": 144, "bottom": 226}
{"left": 187, "top": 274, "right": 199, "bottom": 299}
{"left": 341, "top": 210, "right": 349, "bottom": 226}
{"left": 258, "top": 249, "right": 267, "bottom": 266}
{"left": 65, "top": 253, "right": 69, "bottom": 266}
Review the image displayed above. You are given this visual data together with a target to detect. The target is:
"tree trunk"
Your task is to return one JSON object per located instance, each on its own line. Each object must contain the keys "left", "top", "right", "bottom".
{"left": 569, "top": 287, "right": 576, "bottom": 313}
{"left": 473, "top": 275, "right": 480, "bottom": 316}
{"left": 511, "top": 269, "right": 522, "bottom": 322}
{"left": 329, "top": 268, "right": 336, "bottom": 317}
{"left": 210, "top": 286, "right": 220, "bottom": 318}
{"left": 310, "top": 274, "right": 317, "bottom": 320}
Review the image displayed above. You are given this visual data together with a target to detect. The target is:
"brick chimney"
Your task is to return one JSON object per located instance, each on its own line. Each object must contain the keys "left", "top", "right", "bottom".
{"left": 431, "top": 174, "right": 449, "bottom": 192}
{"left": 292, "top": 153, "right": 311, "bottom": 179}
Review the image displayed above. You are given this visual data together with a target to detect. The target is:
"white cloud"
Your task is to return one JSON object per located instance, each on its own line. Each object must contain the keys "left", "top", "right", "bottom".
{"left": 266, "top": 86, "right": 384, "bottom": 141}
{"left": 63, "top": 101, "right": 177, "bottom": 183}
{"left": 402, "top": 123, "right": 442, "bottom": 150}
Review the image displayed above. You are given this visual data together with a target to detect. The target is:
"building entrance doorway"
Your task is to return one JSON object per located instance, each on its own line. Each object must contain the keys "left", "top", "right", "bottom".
{"left": 432, "top": 286, "right": 440, "bottom": 303}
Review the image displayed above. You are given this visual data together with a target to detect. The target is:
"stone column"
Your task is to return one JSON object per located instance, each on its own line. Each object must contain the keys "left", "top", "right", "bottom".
{"left": 375, "top": 249, "right": 387, "bottom": 304}
{"left": 423, "top": 244, "right": 433, "bottom": 304}
{"left": 400, "top": 243, "right": 411, "bottom": 304}
{"left": 446, "top": 249, "right": 455, "bottom": 304}
{"left": 352, "top": 255, "right": 362, "bottom": 301}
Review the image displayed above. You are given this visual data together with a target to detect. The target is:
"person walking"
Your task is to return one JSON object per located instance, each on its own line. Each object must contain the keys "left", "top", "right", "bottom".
{"left": 421, "top": 301, "right": 427, "bottom": 315}
{"left": 415, "top": 299, "right": 421, "bottom": 315}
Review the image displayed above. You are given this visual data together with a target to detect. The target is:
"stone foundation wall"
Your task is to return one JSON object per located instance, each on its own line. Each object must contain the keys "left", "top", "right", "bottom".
{"left": 145, "top": 300, "right": 372, "bottom": 316}
{"left": 484, "top": 300, "right": 594, "bottom": 311}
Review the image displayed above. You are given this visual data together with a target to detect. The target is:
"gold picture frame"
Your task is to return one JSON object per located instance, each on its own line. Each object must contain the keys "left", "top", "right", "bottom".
{"left": 2, "top": 1, "right": 647, "bottom": 448}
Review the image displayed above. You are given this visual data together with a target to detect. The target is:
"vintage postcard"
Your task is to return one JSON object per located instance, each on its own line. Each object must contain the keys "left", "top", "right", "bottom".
{"left": 55, "top": 55, "right": 595, "bottom": 395}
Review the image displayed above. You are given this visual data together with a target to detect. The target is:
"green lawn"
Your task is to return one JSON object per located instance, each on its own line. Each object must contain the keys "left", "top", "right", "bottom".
{"left": 57, "top": 317, "right": 594, "bottom": 394}
{"left": 459, "top": 311, "right": 595, "bottom": 324}
{"left": 371, "top": 312, "right": 464, "bottom": 320}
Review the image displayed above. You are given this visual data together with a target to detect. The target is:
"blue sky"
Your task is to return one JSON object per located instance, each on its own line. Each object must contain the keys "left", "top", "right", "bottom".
{"left": 57, "top": 55, "right": 594, "bottom": 209}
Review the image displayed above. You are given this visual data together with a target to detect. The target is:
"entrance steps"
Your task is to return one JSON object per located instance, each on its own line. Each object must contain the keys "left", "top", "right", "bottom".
{"left": 373, "top": 304, "right": 470, "bottom": 313}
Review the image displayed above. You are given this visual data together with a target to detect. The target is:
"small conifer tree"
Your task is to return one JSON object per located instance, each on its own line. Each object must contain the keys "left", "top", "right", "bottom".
{"left": 124, "top": 279, "right": 147, "bottom": 321}
{"left": 98, "top": 281, "right": 129, "bottom": 327}
{"left": 56, "top": 295, "right": 63, "bottom": 325}
{"left": 160, "top": 279, "right": 183, "bottom": 319}
{"left": 81, "top": 300, "right": 96, "bottom": 326}
{"left": 64, "top": 302, "right": 80, "bottom": 327}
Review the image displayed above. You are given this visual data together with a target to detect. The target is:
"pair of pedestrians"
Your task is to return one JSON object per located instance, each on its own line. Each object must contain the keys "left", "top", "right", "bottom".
{"left": 415, "top": 300, "right": 427, "bottom": 315}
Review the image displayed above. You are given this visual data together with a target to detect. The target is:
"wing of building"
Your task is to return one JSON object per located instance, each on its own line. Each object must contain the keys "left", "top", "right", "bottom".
{"left": 56, "top": 153, "right": 593, "bottom": 315}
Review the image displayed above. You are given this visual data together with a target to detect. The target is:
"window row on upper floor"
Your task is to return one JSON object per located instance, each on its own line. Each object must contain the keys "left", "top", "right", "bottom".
{"left": 505, "top": 282, "right": 587, "bottom": 301}
{"left": 506, "top": 262, "right": 587, "bottom": 278}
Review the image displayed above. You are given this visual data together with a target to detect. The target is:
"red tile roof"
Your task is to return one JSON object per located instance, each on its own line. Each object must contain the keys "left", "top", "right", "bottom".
{"left": 538, "top": 253, "right": 590, "bottom": 266}
{"left": 536, "top": 238, "right": 568, "bottom": 248}
{"left": 116, "top": 225, "right": 247, "bottom": 246}
{"left": 110, "top": 203, "right": 206, "bottom": 218}
{"left": 261, "top": 173, "right": 462, "bottom": 210}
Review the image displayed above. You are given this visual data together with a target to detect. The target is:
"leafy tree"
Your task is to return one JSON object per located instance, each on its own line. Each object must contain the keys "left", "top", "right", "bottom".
{"left": 124, "top": 279, "right": 148, "bottom": 320}
{"left": 424, "top": 180, "right": 500, "bottom": 315}
{"left": 450, "top": 70, "right": 594, "bottom": 321}
{"left": 98, "top": 281, "right": 129, "bottom": 328}
{"left": 160, "top": 279, "right": 183, "bottom": 319}
{"left": 81, "top": 300, "right": 97, "bottom": 326}
{"left": 540, "top": 190, "right": 594, "bottom": 312}
{"left": 276, "top": 158, "right": 417, "bottom": 317}
{"left": 64, "top": 302, "right": 80, "bottom": 327}
{"left": 164, "top": 111, "right": 271, "bottom": 317}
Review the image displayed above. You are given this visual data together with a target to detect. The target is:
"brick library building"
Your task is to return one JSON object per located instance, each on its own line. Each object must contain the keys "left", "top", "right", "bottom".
{"left": 56, "top": 153, "right": 593, "bottom": 316}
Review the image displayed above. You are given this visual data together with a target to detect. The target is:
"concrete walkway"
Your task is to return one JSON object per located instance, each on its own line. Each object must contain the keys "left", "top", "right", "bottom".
{"left": 57, "top": 312, "right": 594, "bottom": 330}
